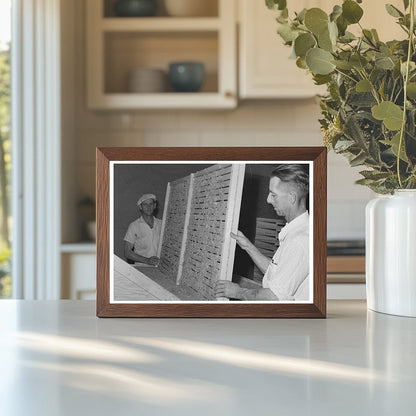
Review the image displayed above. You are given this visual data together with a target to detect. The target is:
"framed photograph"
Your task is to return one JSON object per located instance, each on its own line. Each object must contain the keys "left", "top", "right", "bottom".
{"left": 96, "top": 147, "right": 327, "bottom": 318}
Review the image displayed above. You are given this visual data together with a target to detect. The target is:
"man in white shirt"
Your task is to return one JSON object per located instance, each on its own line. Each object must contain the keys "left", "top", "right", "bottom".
{"left": 215, "top": 164, "right": 310, "bottom": 301}
{"left": 124, "top": 193, "right": 162, "bottom": 266}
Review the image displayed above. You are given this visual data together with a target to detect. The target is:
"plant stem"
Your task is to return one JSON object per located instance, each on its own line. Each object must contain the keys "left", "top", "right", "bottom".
{"left": 397, "top": 0, "right": 415, "bottom": 188}
{"left": 358, "top": 69, "right": 381, "bottom": 104}
{"left": 334, "top": 68, "right": 358, "bottom": 84}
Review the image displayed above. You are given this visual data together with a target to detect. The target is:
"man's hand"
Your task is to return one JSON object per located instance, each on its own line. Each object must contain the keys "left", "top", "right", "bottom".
{"left": 230, "top": 230, "right": 252, "bottom": 251}
{"left": 147, "top": 256, "right": 160, "bottom": 266}
{"left": 215, "top": 280, "right": 241, "bottom": 299}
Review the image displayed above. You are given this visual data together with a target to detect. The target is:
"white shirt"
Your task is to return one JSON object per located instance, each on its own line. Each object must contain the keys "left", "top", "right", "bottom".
{"left": 262, "top": 212, "right": 310, "bottom": 301}
{"left": 123, "top": 216, "right": 162, "bottom": 258}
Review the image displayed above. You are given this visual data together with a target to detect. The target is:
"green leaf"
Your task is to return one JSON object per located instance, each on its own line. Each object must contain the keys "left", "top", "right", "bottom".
{"left": 403, "top": 0, "right": 409, "bottom": 10}
{"left": 343, "top": 114, "right": 367, "bottom": 147}
{"left": 356, "top": 79, "right": 372, "bottom": 92}
{"left": 369, "top": 136, "right": 382, "bottom": 163}
{"left": 266, "top": 0, "right": 287, "bottom": 11}
{"left": 378, "top": 78, "right": 386, "bottom": 100}
{"left": 318, "top": 27, "right": 334, "bottom": 52}
{"left": 393, "top": 60, "right": 402, "bottom": 79}
{"left": 276, "top": 14, "right": 287, "bottom": 24}
{"left": 304, "top": 8, "right": 329, "bottom": 35}
{"left": 296, "top": 57, "right": 308, "bottom": 69}
{"left": 296, "top": 8, "right": 307, "bottom": 23}
{"left": 375, "top": 55, "right": 395, "bottom": 70}
{"left": 350, "top": 54, "right": 368, "bottom": 70}
{"left": 360, "top": 170, "right": 391, "bottom": 181}
{"left": 277, "top": 23, "right": 299, "bottom": 43}
{"left": 313, "top": 74, "right": 332, "bottom": 85}
{"left": 281, "top": 7, "right": 288, "bottom": 19}
{"left": 355, "top": 178, "right": 378, "bottom": 186}
{"left": 407, "top": 82, "right": 416, "bottom": 99}
{"left": 387, "top": 132, "right": 409, "bottom": 162}
{"left": 372, "top": 101, "right": 404, "bottom": 130}
{"left": 336, "top": 15, "right": 348, "bottom": 36}
{"left": 339, "top": 31, "right": 356, "bottom": 43}
{"left": 371, "top": 29, "right": 380, "bottom": 43}
{"left": 385, "top": 4, "right": 404, "bottom": 18}
{"left": 294, "top": 33, "right": 316, "bottom": 58}
{"left": 329, "top": 81, "right": 341, "bottom": 101}
{"left": 306, "top": 48, "right": 336, "bottom": 75}
{"left": 363, "top": 29, "right": 376, "bottom": 46}
{"left": 350, "top": 152, "right": 368, "bottom": 167}
{"left": 408, "top": 109, "right": 416, "bottom": 137}
{"left": 399, "top": 14, "right": 411, "bottom": 29}
{"left": 333, "top": 60, "right": 352, "bottom": 70}
{"left": 342, "top": 0, "right": 364, "bottom": 24}
{"left": 328, "top": 21, "right": 338, "bottom": 44}
{"left": 348, "top": 92, "right": 377, "bottom": 107}
{"left": 330, "top": 5, "right": 342, "bottom": 22}
{"left": 334, "top": 139, "right": 355, "bottom": 151}
{"left": 401, "top": 61, "right": 416, "bottom": 76}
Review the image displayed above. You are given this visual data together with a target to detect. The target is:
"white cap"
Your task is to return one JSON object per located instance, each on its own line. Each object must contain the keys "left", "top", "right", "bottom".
{"left": 137, "top": 193, "right": 156, "bottom": 206}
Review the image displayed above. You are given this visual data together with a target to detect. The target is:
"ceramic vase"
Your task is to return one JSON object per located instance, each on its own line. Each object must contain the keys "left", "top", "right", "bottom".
{"left": 366, "top": 189, "right": 416, "bottom": 317}
{"left": 114, "top": 0, "right": 157, "bottom": 17}
{"left": 168, "top": 62, "right": 205, "bottom": 92}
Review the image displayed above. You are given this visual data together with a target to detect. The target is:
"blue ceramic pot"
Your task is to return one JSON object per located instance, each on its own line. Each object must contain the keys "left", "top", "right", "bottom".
{"left": 168, "top": 62, "right": 205, "bottom": 92}
{"left": 114, "top": 0, "right": 157, "bottom": 17}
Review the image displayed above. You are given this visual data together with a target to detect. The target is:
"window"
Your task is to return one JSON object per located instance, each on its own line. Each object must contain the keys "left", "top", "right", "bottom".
{"left": 0, "top": 0, "right": 11, "bottom": 298}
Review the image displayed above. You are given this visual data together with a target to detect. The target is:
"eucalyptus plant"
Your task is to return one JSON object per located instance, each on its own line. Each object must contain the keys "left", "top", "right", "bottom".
{"left": 266, "top": 0, "right": 416, "bottom": 193}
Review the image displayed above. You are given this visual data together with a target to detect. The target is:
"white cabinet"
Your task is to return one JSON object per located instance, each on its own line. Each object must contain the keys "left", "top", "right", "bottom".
{"left": 61, "top": 244, "right": 96, "bottom": 300}
{"left": 238, "top": 0, "right": 325, "bottom": 99}
{"left": 238, "top": 0, "right": 404, "bottom": 99}
{"left": 86, "top": 0, "right": 237, "bottom": 109}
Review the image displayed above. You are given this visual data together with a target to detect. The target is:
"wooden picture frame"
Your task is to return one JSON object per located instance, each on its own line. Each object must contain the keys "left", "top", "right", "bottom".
{"left": 96, "top": 147, "right": 327, "bottom": 318}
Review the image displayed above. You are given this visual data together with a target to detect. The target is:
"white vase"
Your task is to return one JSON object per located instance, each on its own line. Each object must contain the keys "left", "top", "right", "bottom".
{"left": 366, "top": 189, "right": 416, "bottom": 317}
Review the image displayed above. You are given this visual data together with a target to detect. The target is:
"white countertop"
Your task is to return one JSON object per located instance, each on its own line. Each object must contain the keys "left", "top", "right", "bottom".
{"left": 0, "top": 300, "right": 415, "bottom": 415}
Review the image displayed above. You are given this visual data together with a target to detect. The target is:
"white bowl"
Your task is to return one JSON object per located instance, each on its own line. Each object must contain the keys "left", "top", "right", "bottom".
{"left": 164, "top": 0, "right": 218, "bottom": 17}
{"left": 128, "top": 68, "right": 167, "bottom": 93}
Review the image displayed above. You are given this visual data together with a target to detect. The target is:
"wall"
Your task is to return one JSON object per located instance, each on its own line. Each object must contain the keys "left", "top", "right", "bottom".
{"left": 113, "top": 163, "right": 212, "bottom": 257}
{"left": 61, "top": 0, "right": 375, "bottom": 243}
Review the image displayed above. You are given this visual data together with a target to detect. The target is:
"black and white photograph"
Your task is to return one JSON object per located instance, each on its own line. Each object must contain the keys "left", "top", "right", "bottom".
{"left": 109, "top": 161, "right": 313, "bottom": 303}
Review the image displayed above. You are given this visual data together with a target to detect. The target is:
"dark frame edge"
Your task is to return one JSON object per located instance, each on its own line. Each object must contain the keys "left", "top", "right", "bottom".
{"left": 96, "top": 148, "right": 110, "bottom": 317}
{"left": 313, "top": 147, "right": 327, "bottom": 318}
{"left": 96, "top": 147, "right": 328, "bottom": 318}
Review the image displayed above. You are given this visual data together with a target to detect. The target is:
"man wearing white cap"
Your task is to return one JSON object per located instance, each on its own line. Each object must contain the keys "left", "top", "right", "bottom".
{"left": 123, "top": 193, "right": 162, "bottom": 266}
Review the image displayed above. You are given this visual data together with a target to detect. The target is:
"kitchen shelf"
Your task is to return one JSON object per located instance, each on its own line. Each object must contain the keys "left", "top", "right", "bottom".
{"left": 86, "top": 0, "right": 236, "bottom": 109}
{"left": 92, "top": 92, "right": 234, "bottom": 109}
{"left": 61, "top": 242, "right": 96, "bottom": 253}
{"left": 327, "top": 255, "right": 365, "bottom": 283}
{"left": 101, "top": 17, "right": 221, "bottom": 32}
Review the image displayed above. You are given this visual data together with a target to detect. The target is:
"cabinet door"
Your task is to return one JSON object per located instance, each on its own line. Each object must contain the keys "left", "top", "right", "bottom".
{"left": 62, "top": 253, "right": 96, "bottom": 300}
{"left": 239, "top": 0, "right": 404, "bottom": 99}
{"left": 239, "top": 0, "right": 326, "bottom": 99}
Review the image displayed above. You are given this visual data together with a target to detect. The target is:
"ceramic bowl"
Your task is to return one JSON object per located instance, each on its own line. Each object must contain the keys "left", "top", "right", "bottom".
{"left": 168, "top": 62, "right": 205, "bottom": 92}
{"left": 128, "top": 68, "right": 167, "bottom": 93}
{"left": 114, "top": 0, "right": 157, "bottom": 17}
{"left": 164, "top": 0, "right": 217, "bottom": 17}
